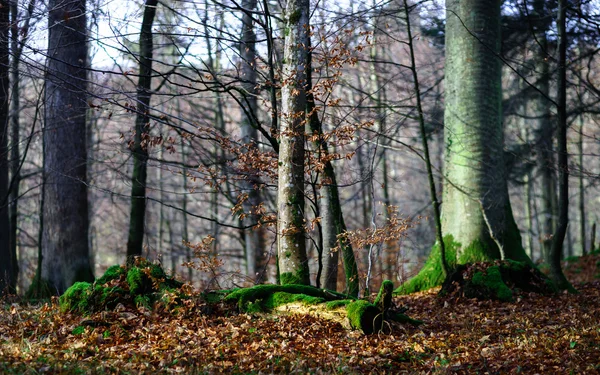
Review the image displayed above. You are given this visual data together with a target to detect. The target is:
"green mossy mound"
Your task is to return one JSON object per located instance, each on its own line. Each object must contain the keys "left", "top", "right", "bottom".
{"left": 224, "top": 282, "right": 422, "bottom": 334}
{"left": 441, "top": 260, "right": 555, "bottom": 302}
{"left": 60, "top": 259, "right": 187, "bottom": 314}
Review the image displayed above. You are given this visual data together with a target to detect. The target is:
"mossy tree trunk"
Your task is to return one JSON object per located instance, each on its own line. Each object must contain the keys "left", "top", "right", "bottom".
{"left": 442, "top": 0, "right": 530, "bottom": 264}
{"left": 41, "top": 0, "right": 94, "bottom": 294}
{"left": 276, "top": 0, "right": 311, "bottom": 285}
{"left": 126, "top": 0, "right": 158, "bottom": 262}
{"left": 0, "top": 0, "right": 12, "bottom": 294}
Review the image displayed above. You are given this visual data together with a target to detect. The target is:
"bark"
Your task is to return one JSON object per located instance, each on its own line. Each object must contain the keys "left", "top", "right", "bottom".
{"left": 126, "top": 0, "right": 158, "bottom": 262}
{"left": 42, "top": 0, "right": 93, "bottom": 294}
{"left": 277, "top": 0, "right": 310, "bottom": 285}
{"left": 0, "top": 0, "right": 11, "bottom": 294}
{"left": 239, "top": 0, "right": 266, "bottom": 283}
{"left": 578, "top": 116, "right": 585, "bottom": 256}
{"left": 549, "top": 0, "right": 574, "bottom": 291}
{"left": 530, "top": 0, "right": 558, "bottom": 262}
{"left": 441, "top": 0, "right": 530, "bottom": 264}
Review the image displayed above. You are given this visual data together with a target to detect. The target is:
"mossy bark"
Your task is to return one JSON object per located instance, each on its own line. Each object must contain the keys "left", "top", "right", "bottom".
{"left": 277, "top": 0, "right": 310, "bottom": 286}
{"left": 400, "top": 0, "right": 533, "bottom": 295}
{"left": 443, "top": 0, "right": 530, "bottom": 265}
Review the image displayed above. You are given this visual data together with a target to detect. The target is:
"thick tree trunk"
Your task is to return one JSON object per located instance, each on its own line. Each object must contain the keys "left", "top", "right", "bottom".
{"left": 0, "top": 0, "right": 12, "bottom": 294}
{"left": 41, "top": 0, "right": 93, "bottom": 294}
{"left": 126, "top": 0, "right": 158, "bottom": 262}
{"left": 277, "top": 0, "right": 310, "bottom": 285}
{"left": 441, "top": 0, "right": 529, "bottom": 263}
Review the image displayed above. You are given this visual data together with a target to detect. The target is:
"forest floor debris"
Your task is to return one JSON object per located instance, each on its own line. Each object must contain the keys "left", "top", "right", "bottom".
{"left": 1, "top": 255, "right": 599, "bottom": 374}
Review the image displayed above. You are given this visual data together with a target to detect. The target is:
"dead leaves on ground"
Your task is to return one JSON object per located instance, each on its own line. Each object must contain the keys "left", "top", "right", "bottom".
{"left": 1, "top": 282, "right": 600, "bottom": 373}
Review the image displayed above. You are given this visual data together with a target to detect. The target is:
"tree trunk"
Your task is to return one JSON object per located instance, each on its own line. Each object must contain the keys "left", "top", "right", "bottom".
{"left": 239, "top": 0, "right": 266, "bottom": 283}
{"left": 530, "top": 0, "right": 557, "bottom": 263}
{"left": 277, "top": 0, "right": 310, "bottom": 285}
{"left": 441, "top": 0, "right": 529, "bottom": 264}
{"left": 549, "top": 0, "right": 573, "bottom": 291}
{"left": 0, "top": 0, "right": 12, "bottom": 294}
{"left": 126, "top": 0, "right": 158, "bottom": 262}
{"left": 41, "top": 0, "right": 94, "bottom": 293}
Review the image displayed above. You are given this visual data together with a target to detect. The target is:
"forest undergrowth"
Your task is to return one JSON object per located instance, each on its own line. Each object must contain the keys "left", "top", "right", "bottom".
{"left": 1, "top": 254, "right": 599, "bottom": 374}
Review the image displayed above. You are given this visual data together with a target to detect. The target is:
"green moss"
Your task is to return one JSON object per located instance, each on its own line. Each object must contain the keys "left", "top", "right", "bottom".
{"left": 469, "top": 266, "right": 513, "bottom": 302}
{"left": 224, "top": 284, "right": 347, "bottom": 311}
{"left": 287, "top": 9, "right": 302, "bottom": 24}
{"left": 458, "top": 239, "right": 495, "bottom": 263}
{"left": 134, "top": 295, "right": 152, "bottom": 309}
{"left": 60, "top": 282, "right": 93, "bottom": 313}
{"left": 395, "top": 235, "right": 460, "bottom": 294}
{"left": 72, "top": 326, "right": 85, "bottom": 335}
{"left": 346, "top": 300, "right": 382, "bottom": 334}
{"left": 96, "top": 265, "right": 125, "bottom": 285}
{"left": 374, "top": 280, "right": 394, "bottom": 311}
{"left": 280, "top": 265, "right": 310, "bottom": 285}
{"left": 325, "top": 299, "right": 351, "bottom": 310}
{"left": 126, "top": 267, "right": 144, "bottom": 295}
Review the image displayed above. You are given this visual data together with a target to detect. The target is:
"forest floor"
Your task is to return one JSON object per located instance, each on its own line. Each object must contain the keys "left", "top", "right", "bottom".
{"left": 1, "top": 253, "right": 599, "bottom": 374}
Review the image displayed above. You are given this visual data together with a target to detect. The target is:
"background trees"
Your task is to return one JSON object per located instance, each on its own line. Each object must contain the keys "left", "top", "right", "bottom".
{"left": 2, "top": 0, "right": 600, "bottom": 296}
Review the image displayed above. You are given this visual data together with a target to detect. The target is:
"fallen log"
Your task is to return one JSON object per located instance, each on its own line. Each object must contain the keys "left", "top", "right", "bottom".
{"left": 223, "top": 281, "right": 422, "bottom": 334}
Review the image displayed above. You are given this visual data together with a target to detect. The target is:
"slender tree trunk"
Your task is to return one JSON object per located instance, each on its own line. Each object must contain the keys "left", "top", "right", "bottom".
{"left": 549, "top": 0, "right": 573, "bottom": 291}
{"left": 578, "top": 115, "right": 585, "bottom": 256}
{"left": 126, "top": 0, "right": 158, "bottom": 262}
{"left": 0, "top": 0, "right": 12, "bottom": 294}
{"left": 306, "top": 50, "right": 359, "bottom": 296}
{"left": 277, "top": 0, "right": 310, "bottom": 285}
{"left": 404, "top": 0, "right": 449, "bottom": 278}
{"left": 530, "top": 0, "right": 557, "bottom": 263}
{"left": 239, "top": 0, "right": 266, "bottom": 283}
{"left": 442, "top": 0, "right": 530, "bottom": 262}
{"left": 42, "top": 0, "right": 93, "bottom": 293}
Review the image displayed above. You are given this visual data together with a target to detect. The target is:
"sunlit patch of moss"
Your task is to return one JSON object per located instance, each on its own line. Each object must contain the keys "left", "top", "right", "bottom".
{"left": 126, "top": 267, "right": 145, "bottom": 295}
{"left": 396, "top": 235, "right": 460, "bottom": 295}
{"left": 325, "top": 300, "right": 351, "bottom": 310}
{"left": 280, "top": 266, "right": 310, "bottom": 285}
{"left": 72, "top": 326, "right": 85, "bottom": 335}
{"left": 346, "top": 300, "right": 382, "bottom": 335}
{"left": 224, "top": 284, "right": 349, "bottom": 311}
{"left": 60, "top": 282, "right": 93, "bottom": 313}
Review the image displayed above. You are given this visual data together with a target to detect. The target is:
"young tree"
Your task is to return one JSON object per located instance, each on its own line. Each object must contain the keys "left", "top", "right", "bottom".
{"left": 0, "top": 0, "right": 13, "bottom": 294}
{"left": 549, "top": 0, "right": 574, "bottom": 291}
{"left": 238, "top": 0, "right": 266, "bottom": 283}
{"left": 41, "top": 0, "right": 94, "bottom": 293}
{"left": 126, "top": 0, "right": 158, "bottom": 262}
{"left": 277, "top": 0, "right": 311, "bottom": 285}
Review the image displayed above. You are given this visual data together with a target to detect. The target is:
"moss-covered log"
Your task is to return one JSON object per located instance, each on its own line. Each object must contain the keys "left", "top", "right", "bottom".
{"left": 224, "top": 281, "right": 421, "bottom": 335}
